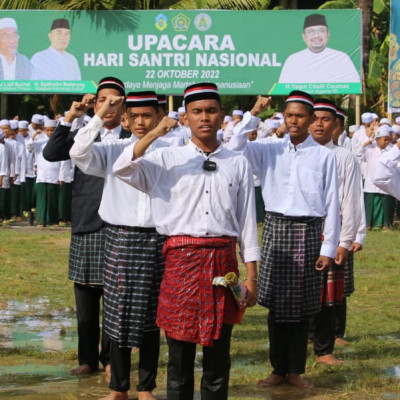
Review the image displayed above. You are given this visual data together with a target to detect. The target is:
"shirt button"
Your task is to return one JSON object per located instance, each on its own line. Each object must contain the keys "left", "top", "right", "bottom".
{"left": 206, "top": 190, "right": 209, "bottom": 193}
{"left": 205, "top": 212, "right": 209, "bottom": 215}
{"left": 206, "top": 232, "right": 209, "bottom": 236}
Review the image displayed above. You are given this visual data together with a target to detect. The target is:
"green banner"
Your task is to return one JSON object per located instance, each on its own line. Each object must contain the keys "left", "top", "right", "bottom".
{"left": 0, "top": 9, "right": 362, "bottom": 95}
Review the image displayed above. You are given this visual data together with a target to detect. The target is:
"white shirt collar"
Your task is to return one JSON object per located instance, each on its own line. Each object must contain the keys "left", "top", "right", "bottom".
{"left": 188, "top": 139, "right": 223, "bottom": 157}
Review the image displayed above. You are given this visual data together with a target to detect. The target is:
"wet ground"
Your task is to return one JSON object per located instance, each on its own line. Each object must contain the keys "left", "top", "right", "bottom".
{"left": 1, "top": 299, "right": 400, "bottom": 400}
{"left": 1, "top": 224, "right": 400, "bottom": 399}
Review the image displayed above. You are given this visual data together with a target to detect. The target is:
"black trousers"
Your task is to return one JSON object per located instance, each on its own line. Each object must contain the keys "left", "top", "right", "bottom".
{"left": 109, "top": 330, "right": 160, "bottom": 393}
{"left": 166, "top": 324, "right": 233, "bottom": 400}
{"left": 335, "top": 298, "right": 347, "bottom": 338}
{"left": 74, "top": 282, "right": 110, "bottom": 372}
{"left": 313, "top": 305, "right": 335, "bottom": 356}
{"left": 268, "top": 313, "right": 309, "bottom": 376}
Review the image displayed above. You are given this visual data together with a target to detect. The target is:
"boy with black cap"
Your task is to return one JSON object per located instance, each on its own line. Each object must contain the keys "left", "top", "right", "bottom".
{"left": 227, "top": 90, "right": 340, "bottom": 388}
{"left": 31, "top": 18, "right": 81, "bottom": 80}
{"left": 70, "top": 90, "right": 179, "bottom": 400}
{"left": 43, "top": 77, "right": 131, "bottom": 376}
{"left": 309, "top": 98, "right": 362, "bottom": 365}
{"left": 279, "top": 13, "right": 360, "bottom": 84}
{"left": 113, "top": 82, "right": 260, "bottom": 400}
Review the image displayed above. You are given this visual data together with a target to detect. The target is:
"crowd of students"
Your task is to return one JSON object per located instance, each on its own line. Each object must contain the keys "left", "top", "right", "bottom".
{"left": 1, "top": 78, "right": 400, "bottom": 400}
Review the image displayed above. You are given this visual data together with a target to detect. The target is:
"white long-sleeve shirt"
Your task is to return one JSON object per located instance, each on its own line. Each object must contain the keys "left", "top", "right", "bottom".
{"left": 4, "top": 139, "right": 16, "bottom": 178}
{"left": 0, "top": 143, "right": 10, "bottom": 189}
{"left": 372, "top": 144, "right": 400, "bottom": 200}
{"left": 355, "top": 141, "right": 388, "bottom": 194}
{"left": 113, "top": 140, "right": 261, "bottom": 263}
{"left": 29, "top": 138, "right": 61, "bottom": 184}
{"left": 326, "top": 141, "right": 362, "bottom": 249}
{"left": 227, "top": 111, "right": 340, "bottom": 259}
{"left": 70, "top": 114, "right": 173, "bottom": 227}
{"left": 14, "top": 139, "right": 26, "bottom": 185}
{"left": 59, "top": 160, "right": 74, "bottom": 183}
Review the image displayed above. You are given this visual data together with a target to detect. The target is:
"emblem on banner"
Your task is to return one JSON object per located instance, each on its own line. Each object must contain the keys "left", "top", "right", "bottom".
{"left": 155, "top": 14, "right": 168, "bottom": 31}
{"left": 194, "top": 13, "right": 212, "bottom": 31}
{"left": 172, "top": 13, "right": 191, "bottom": 31}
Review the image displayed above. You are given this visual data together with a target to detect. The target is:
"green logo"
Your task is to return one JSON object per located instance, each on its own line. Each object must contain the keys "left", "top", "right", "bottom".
{"left": 155, "top": 14, "right": 168, "bottom": 31}
{"left": 194, "top": 13, "right": 212, "bottom": 31}
{"left": 172, "top": 13, "right": 191, "bottom": 31}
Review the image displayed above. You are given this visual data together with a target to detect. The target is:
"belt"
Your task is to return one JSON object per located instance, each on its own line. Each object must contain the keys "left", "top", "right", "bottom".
{"left": 106, "top": 224, "right": 157, "bottom": 233}
{"left": 267, "top": 211, "right": 319, "bottom": 223}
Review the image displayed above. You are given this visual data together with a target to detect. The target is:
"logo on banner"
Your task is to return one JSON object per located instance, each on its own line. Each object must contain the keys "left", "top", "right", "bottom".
{"left": 155, "top": 14, "right": 168, "bottom": 31}
{"left": 172, "top": 13, "right": 191, "bottom": 31}
{"left": 194, "top": 13, "right": 212, "bottom": 31}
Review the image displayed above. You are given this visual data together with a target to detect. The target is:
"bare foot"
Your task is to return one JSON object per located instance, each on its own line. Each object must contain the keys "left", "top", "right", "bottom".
{"left": 138, "top": 391, "right": 156, "bottom": 400}
{"left": 99, "top": 391, "right": 128, "bottom": 400}
{"left": 316, "top": 354, "right": 344, "bottom": 365}
{"left": 287, "top": 373, "right": 314, "bottom": 388}
{"left": 104, "top": 364, "right": 111, "bottom": 376}
{"left": 257, "top": 373, "right": 285, "bottom": 387}
{"left": 335, "top": 337, "right": 349, "bottom": 346}
{"left": 70, "top": 364, "right": 93, "bottom": 375}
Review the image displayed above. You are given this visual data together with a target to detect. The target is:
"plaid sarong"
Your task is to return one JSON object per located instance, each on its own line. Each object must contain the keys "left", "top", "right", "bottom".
{"left": 157, "top": 235, "right": 239, "bottom": 347}
{"left": 258, "top": 213, "right": 323, "bottom": 322}
{"left": 69, "top": 228, "right": 106, "bottom": 286}
{"left": 102, "top": 225, "right": 165, "bottom": 348}
{"left": 344, "top": 251, "right": 355, "bottom": 297}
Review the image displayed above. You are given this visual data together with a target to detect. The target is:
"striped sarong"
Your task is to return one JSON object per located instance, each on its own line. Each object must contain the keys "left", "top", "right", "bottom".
{"left": 258, "top": 213, "right": 323, "bottom": 322}
{"left": 69, "top": 228, "right": 106, "bottom": 286}
{"left": 103, "top": 225, "right": 165, "bottom": 348}
{"left": 320, "top": 262, "right": 344, "bottom": 306}
{"left": 344, "top": 251, "right": 355, "bottom": 298}
{"left": 157, "top": 235, "right": 239, "bottom": 347}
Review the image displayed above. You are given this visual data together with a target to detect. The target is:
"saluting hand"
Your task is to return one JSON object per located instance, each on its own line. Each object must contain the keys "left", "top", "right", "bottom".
{"left": 81, "top": 93, "right": 96, "bottom": 109}
{"left": 153, "top": 116, "right": 178, "bottom": 138}
{"left": 65, "top": 94, "right": 96, "bottom": 123}
{"left": 96, "top": 95, "right": 125, "bottom": 120}
{"left": 251, "top": 95, "right": 272, "bottom": 116}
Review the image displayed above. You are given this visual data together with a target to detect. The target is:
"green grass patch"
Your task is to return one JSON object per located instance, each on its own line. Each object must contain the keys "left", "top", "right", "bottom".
{"left": 0, "top": 226, "right": 400, "bottom": 399}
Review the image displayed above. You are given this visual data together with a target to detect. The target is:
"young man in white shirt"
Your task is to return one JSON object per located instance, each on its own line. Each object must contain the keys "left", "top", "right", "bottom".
{"left": 113, "top": 82, "right": 260, "bottom": 400}
{"left": 355, "top": 125, "right": 393, "bottom": 230}
{"left": 227, "top": 90, "right": 340, "bottom": 388}
{"left": 29, "top": 119, "right": 60, "bottom": 227}
{"left": 309, "top": 98, "right": 362, "bottom": 365}
{"left": 70, "top": 90, "right": 179, "bottom": 400}
{"left": 43, "top": 78, "right": 130, "bottom": 377}
{"left": 373, "top": 138, "right": 400, "bottom": 200}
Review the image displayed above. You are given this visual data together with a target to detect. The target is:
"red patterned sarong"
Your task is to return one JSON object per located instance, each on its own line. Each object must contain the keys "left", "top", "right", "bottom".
{"left": 157, "top": 235, "right": 239, "bottom": 347}
{"left": 320, "top": 262, "right": 345, "bottom": 306}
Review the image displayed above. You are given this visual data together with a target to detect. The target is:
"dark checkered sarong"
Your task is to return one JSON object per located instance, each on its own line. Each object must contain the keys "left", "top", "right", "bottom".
{"left": 157, "top": 236, "right": 240, "bottom": 347}
{"left": 258, "top": 213, "right": 323, "bottom": 322}
{"left": 103, "top": 225, "right": 165, "bottom": 348}
{"left": 68, "top": 228, "right": 106, "bottom": 286}
{"left": 344, "top": 251, "right": 355, "bottom": 297}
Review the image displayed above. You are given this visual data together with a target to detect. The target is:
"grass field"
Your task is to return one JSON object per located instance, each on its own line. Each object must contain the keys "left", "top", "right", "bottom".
{"left": 0, "top": 225, "right": 400, "bottom": 399}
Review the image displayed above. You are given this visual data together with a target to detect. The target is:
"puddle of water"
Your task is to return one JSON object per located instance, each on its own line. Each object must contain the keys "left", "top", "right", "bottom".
{"left": 377, "top": 335, "right": 400, "bottom": 343}
{"left": 0, "top": 298, "right": 77, "bottom": 352}
{"left": 0, "top": 363, "right": 74, "bottom": 388}
{"left": 385, "top": 365, "right": 400, "bottom": 379}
